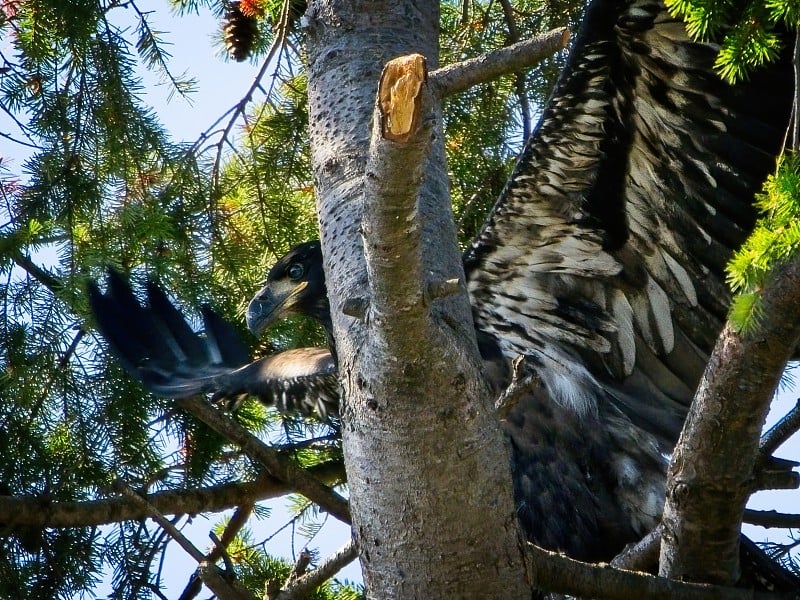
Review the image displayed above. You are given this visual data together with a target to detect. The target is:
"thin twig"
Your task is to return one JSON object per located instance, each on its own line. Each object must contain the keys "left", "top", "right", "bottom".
{"left": 760, "top": 398, "right": 800, "bottom": 456}
{"left": 210, "top": 531, "right": 237, "bottom": 575}
{"left": 0, "top": 129, "right": 41, "bottom": 149}
{"left": 130, "top": 0, "right": 197, "bottom": 102}
{"left": 114, "top": 479, "right": 205, "bottom": 562}
{"left": 498, "top": 0, "right": 532, "bottom": 138}
{"left": 793, "top": 30, "right": 799, "bottom": 151}
{"left": 27, "top": 327, "right": 85, "bottom": 424}
{"left": 210, "top": 0, "right": 294, "bottom": 192}
{"left": 266, "top": 540, "right": 358, "bottom": 600}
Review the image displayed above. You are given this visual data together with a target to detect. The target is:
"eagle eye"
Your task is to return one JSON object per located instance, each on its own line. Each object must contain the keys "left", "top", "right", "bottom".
{"left": 287, "top": 263, "right": 305, "bottom": 281}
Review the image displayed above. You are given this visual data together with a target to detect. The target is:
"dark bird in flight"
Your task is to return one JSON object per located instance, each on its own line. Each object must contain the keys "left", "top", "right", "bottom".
{"left": 89, "top": 0, "right": 799, "bottom": 585}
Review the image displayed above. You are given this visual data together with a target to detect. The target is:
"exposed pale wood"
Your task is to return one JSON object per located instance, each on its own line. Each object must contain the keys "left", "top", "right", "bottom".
{"left": 378, "top": 54, "right": 426, "bottom": 142}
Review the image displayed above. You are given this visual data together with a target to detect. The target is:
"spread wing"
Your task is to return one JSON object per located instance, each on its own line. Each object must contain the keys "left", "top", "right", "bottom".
{"left": 88, "top": 271, "right": 339, "bottom": 420}
{"left": 464, "top": 0, "right": 791, "bottom": 444}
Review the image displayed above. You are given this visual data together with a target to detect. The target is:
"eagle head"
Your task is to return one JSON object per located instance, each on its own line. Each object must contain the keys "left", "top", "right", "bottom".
{"left": 246, "top": 240, "right": 330, "bottom": 337}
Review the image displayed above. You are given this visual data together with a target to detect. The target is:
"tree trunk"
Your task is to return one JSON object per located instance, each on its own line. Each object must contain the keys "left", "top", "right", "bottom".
{"left": 304, "top": 1, "right": 530, "bottom": 597}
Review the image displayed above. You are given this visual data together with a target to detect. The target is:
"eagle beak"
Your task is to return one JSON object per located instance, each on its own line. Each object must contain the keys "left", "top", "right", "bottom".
{"left": 246, "top": 280, "right": 308, "bottom": 337}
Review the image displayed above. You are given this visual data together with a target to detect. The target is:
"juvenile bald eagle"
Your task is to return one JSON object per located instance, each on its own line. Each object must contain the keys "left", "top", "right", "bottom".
{"left": 90, "top": 0, "right": 798, "bottom": 583}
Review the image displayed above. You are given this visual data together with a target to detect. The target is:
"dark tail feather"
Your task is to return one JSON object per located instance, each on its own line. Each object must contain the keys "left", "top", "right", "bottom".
{"left": 103, "top": 270, "right": 182, "bottom": 366}
{"left": 88, "top": 277, "right": 151, "bottom": 375}
{"left": 146, "top": 281, "right": 209, "bottom": 367}
{"left": 89, "top": 273, "right": 339, "bottom": 420}
{"left": 200, "top": 304, "right": 251, "bottom": 367}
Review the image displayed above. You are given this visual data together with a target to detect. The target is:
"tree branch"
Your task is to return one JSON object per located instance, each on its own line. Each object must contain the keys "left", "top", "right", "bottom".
{"left": 305, "top": 7, "right": 531, "bottom": 585}
{"left": 0, "top": 463, "right": 342, "bottom": 529}
{"left": 611, "top": 526, "right": 661, "bottom": 572}
{"left": 8, "top": 249, "right": 63, "bottom": 295}
{"left": 751, "top": 465, "right": 799, "bottom": 492}
{"left": 208, "top": 502, "right": 255, "bottom": 562}
{"left": 117, "top": 480, "right": 257, "bottom": 600}
{"left": 362, "top": 53, "right": 433, "bottom": 337}
{"left": 266, "top": 540, "right": 358, "bottom": 600}
{"left": 175, "top": 397, "right": 351, "bottom": 524}
{"left": 429, "top": 28, "right": 569, "bottom": 99}
{"left": 527, "top": 542, "right": 794, "bottom": 600}
{"left": 744, "top": 508, "right": 800, "bottom": 529}
{"left": 114, "top": 479, "right": 206, "bottom": 563}
{"left": 198, "top": 562, "right": 256, "bottom": 600}
{"left": 352, "top": 49, "right": 530, "bottom": 596}
{"left": 761, "top": 398, "right": 800, "bottom": 456}
{"left": 660, "top": 256, "right": 800, "bottom": 585}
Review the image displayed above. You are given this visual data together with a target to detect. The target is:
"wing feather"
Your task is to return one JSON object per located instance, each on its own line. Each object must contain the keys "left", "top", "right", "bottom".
{"left": 464, "top": 0, "right": 791, "bottom": 444}
{"left": 89, "top": 274, "right": 338, "bottom": 420}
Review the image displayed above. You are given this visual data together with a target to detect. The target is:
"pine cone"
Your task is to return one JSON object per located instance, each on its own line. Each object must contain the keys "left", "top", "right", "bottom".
{"left": 223, "top": 1, "right": 259, "bottom": 62}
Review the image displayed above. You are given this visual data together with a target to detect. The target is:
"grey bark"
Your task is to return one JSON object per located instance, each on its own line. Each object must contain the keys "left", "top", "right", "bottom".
{"left": 304, "top": 1, "right": 530, "bottom": 597}
{"left": 429, "top": 28, "right": 569, "bottom": 99}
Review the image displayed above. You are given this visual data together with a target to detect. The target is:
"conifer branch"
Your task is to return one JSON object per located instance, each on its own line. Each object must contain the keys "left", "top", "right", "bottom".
{"left": 129, "top": 1, "right": 197, "bottom": 101}
{"left": 210, "top": 0, "right": 295, "bottom": 195}
{"left": 117, "top": 480, "right": 257, "bottom": 600}
{"left": 265, "top": 540, "right": 358, "bottom": 600}
{"left": 0, "top": 465, "right": 341, "bottom": 528}
{"left": 175, "top": 396, "right": 351, "bottom": 524}
{"left": 429, "top": 27, "right": 569, "bottom": 99}
{"left": 115, "top": 479, "right": 206, "bottom": 563}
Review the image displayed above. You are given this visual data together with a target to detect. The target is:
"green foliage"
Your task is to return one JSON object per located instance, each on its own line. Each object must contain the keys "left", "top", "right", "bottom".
{"left": 441, "top": 0, "right": 583, "bottom": 243}
{"left": 726, "top": 152, "right": 800, "bottom": 331}
{"left": 135, "top": 11, "right": 198, "bottom": 101}
{"left": 666, "top": 0, "right": 792, "bottom": 82}
{"left": 219, "top": 523, "right": 363, "bottom": 599}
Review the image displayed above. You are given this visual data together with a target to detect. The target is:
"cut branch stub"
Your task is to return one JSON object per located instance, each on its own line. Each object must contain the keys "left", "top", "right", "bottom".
{"left": 379, "top": 53, "right": 427, "bottom": 142}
